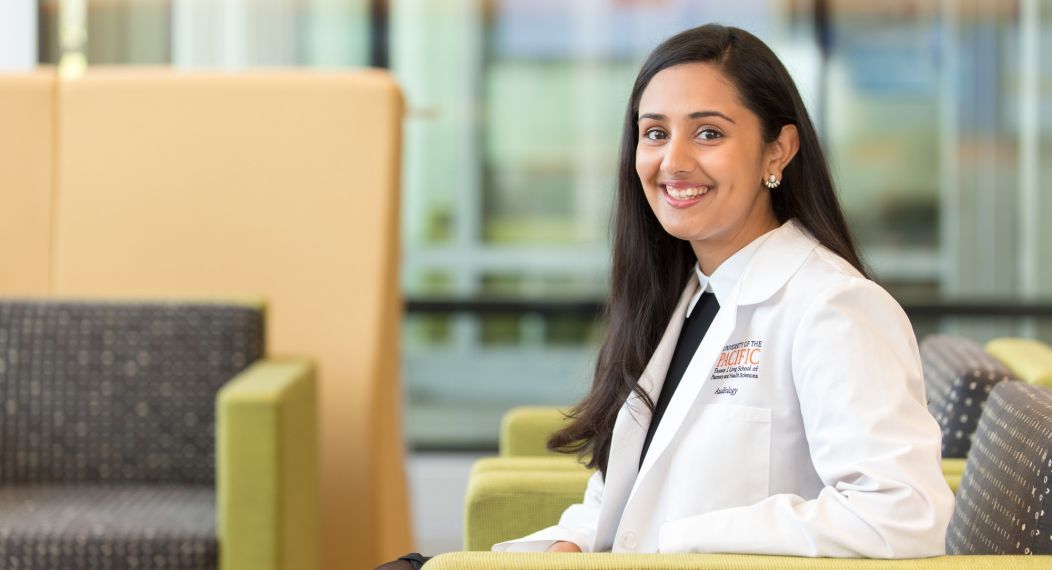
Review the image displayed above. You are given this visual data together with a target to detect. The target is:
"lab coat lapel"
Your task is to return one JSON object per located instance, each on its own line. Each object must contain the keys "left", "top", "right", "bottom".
{"left": 628, "top": 298, "right": 738, "bottom": 499}
{"left": 592, "top": 273, "right": 698, "bottom": 551}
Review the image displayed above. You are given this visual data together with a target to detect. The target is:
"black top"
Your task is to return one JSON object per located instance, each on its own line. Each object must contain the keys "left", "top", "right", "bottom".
{"left": 639, "top": 291, "right": 720, "bottom": 467}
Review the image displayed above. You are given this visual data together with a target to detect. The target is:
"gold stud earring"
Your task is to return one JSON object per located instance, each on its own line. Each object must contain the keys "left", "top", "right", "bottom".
{"left": 764, "top": 174, "right": 781, "bottom": 189}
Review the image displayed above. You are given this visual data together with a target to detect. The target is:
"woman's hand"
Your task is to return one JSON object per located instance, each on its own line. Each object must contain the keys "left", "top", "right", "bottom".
{"left": 546, "top": 541, "right": 583, "bottom": 553}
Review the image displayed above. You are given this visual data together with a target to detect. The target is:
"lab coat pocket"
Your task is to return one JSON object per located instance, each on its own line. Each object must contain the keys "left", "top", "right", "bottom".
{"left": 664, "top": 404, "right": 772, "bottom": 519}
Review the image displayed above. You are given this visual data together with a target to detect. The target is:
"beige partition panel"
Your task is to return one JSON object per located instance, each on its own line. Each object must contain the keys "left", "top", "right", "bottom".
{"left": 0, "top": 70, "right": 54, "bottom": 296}
{"left": 52, "top": 69, "right": 408, "bottom": 568}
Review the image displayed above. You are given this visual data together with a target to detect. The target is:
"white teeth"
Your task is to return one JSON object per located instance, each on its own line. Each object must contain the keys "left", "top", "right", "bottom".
{"left": 664, "top": 185, "right": 709, "bottom": 200}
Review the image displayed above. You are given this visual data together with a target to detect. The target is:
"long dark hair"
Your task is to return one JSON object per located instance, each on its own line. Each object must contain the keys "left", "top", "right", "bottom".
{"left": 548, "top": 24, "right": 866, "bottom": 476}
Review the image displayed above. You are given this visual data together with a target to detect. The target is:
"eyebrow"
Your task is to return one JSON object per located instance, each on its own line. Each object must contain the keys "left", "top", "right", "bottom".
{"left": 638, "top": 111, "right": 736, "bottom": 124}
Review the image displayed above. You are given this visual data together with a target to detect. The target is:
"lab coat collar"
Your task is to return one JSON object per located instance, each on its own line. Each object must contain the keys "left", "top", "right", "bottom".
{"left": 693, "top": 265, "right": 713, "bottom": 295}
{"left": 733, "top": 218, "right": 818, "bottom": 306}
{"left": 705, "top": 226, "right": 773, "bottom": 308}
{"left": 687, "top": 218, "right": 815, "bottom": 314}
{"left": 686, "top": 266, "right": 711, "bottom": 318}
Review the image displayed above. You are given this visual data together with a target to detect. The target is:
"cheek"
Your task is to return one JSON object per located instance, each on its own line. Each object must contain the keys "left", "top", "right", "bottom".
{"left": 706, "top": 148, "right": 762, "bottom": 193}
{"left": 735, "top": 144, "right": 767, "bottom": 179}
{"left": 707, "top": 148, "right": 742, "bottom": 179}
{"left": 635, "top": 148, "right": 659, "bottom": 185}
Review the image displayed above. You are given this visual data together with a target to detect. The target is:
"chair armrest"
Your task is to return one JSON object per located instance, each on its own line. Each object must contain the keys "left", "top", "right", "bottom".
{"left": 501, "top": 406, "right": 572, "bottom": 457}
{"left": 464, "top": 464, "right": 592, "bottom": 551}
{"left": 217, "top": 359, "right": 319, "bottom": 570}
{"left": 425, "top": 553, "right": 1052, "bottom": 569}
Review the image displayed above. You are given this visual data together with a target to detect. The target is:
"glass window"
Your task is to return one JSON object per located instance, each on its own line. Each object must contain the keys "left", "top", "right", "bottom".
{"left": 37, "top": 0, "right": 372, "bottom": 68}
{"left": 28, "top": 0, "right": 1052, "bottom": 449}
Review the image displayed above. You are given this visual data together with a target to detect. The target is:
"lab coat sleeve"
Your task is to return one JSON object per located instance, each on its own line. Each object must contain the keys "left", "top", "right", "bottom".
{"left": 658, "top": 278, "right": 955, "bottom": 558}
{"left": 491, "top": 468, "right": 604, "bottom": 552}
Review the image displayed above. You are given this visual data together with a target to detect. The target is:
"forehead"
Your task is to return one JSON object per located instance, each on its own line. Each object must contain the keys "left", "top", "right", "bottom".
{"left": 637, "top": 62, "right": 745, "bottom": 117}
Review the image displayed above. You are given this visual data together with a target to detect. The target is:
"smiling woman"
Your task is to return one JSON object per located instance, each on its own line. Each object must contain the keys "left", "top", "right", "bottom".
{"left": 377, "top": 22, "right": 956, "bottom": 568}
{"left": 488, "top": 23, "right": 955, "bottom": 557}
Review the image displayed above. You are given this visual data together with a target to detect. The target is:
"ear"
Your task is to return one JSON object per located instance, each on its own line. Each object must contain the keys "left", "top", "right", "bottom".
{"left": 763, "top": 124, "right": 800, "bottom": 181}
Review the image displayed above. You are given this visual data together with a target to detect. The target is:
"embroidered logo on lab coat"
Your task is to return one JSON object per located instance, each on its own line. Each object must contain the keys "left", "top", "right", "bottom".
{"left": 712, "top": 340, "right": 763, "bottom": 395}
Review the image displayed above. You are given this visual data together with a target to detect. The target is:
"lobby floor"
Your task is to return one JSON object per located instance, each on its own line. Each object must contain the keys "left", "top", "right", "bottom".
{"left": 407, "top": 452, "right": 487, "bottom": 555}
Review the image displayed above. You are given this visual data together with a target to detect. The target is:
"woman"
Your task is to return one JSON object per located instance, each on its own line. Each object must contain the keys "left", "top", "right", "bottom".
{"left": 379, "top": 24, "right": 953, "bottom": 568}
{"left": 493, "top": 23, "right": 954, "bottom": 556}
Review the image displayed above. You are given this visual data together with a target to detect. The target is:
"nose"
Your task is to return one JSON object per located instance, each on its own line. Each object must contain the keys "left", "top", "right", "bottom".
{"left": 661, "top": 133, "right": 694, "bottom": 176}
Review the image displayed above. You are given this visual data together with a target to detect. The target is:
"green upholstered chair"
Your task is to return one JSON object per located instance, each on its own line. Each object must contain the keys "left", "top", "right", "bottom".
{"left": 0, "top": 300, "right": 318, "bottom": 570}
{"left": 437, "top": 380, "right": 1052, "bottom": 568}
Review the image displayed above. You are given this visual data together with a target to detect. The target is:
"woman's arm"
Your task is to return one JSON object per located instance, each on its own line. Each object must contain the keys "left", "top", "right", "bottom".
{"left": 657, "top": 278, "right": 954, "bottom": 558}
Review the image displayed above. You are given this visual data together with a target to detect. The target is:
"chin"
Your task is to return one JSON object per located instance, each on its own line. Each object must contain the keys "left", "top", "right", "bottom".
{"left": 649, "top": 208, "right": 699, "bottom": 236}
{"left": 656, "top": 219, "right": 710, "bottom": 243}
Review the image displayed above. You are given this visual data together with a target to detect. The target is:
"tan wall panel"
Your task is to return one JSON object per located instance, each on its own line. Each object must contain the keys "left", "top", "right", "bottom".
{"left": 0, "top": 71, "right": 54, "bottom": 295}
{"left": 53, "top": 69, "right": 408, "bottom": 568}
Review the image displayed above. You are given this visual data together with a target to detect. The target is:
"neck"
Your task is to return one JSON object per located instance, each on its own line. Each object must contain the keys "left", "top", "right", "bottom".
{"left": 691, "top": 211, "right": 780, "bottom": 275}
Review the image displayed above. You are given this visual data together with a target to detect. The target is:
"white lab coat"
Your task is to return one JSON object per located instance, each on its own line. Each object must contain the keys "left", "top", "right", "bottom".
{"left": 493, "top": 218, "right": 954, "bottom": 557}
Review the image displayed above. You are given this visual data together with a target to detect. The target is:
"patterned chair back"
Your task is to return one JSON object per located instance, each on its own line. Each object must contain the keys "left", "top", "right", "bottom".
{"left": 0, "top": 301, "right": 263, "bottom": 485}
{"left": 920, "top": 334, "right": 1017, "bottom": 457}
{"left": 947, "top": 381, "right": 1052, "bottom": 554}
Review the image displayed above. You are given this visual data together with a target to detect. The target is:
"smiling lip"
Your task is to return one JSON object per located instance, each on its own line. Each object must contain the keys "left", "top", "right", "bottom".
{"left": 661, "top": 183, "right": 712, "bottom": 208}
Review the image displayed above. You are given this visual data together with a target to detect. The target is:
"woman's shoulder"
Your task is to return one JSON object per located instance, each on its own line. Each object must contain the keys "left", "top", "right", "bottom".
{"left": 784, "top": 241, "right": 888, "bottom": 305}
{"left": 784, "top": 244, "right": 905, "bottom": 324}
{"left": 800, "top": 243, "right": 865, "bottom": 282}
{"left": 740, "top": 219, "right": 892, "bottom": 312}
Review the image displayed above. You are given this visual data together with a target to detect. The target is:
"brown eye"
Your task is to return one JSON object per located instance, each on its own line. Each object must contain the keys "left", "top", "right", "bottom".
{"left": 697, "top": 128, "right": 723, "bottom": 141}
{"left": 643, "top": 128, "right": 667, "bottom": 141}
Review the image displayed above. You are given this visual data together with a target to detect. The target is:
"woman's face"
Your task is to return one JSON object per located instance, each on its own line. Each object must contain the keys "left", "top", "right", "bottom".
{"left": 635, "top": 62, "right": 792, "bottom": 273}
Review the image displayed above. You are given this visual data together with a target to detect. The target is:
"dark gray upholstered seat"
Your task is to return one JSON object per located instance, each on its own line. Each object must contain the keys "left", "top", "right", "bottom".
{"left": 0, "top": 485, "right": 216, "bottom": 568}
{"left": 0, "top": 300, "right": 264, "bottom": 569}
{"left": 947, "top": 381, "right": 1052, "bottom": 554}
{"left": 920, "top": 334, "right": 1017, "bottom": 458}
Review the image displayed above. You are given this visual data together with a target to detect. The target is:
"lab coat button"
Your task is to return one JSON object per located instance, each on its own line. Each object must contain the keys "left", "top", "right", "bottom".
{"left": 621, "top": 531, "right": 638, "bottom": 550}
